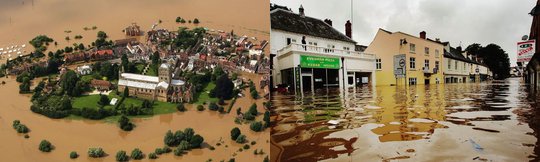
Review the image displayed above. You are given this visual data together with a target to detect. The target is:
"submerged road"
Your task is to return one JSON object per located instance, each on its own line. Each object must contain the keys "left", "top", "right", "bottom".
{"left": 270, "top": 78, "right": 539, "bottom": 162}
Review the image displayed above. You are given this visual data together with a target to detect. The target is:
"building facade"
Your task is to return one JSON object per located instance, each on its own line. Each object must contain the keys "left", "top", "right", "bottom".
{"left": 442, "top": 44, "right": 492, "bottom": 83}
{"left": 270, "top": 7, "right": 375, "bottom": 94}
{"left": 118, "top": 63, "right": 188, "bottom": 102}
{"left": 365, "top": 30, "right": 444, "bottom": 86}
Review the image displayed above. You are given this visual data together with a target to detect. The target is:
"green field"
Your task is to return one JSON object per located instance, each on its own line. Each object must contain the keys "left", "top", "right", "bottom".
{"left": 193, "top": 82, "right": 219, "bottom": 105}
{"left": 71, "top": 92, "right": 178, "bottom": 122}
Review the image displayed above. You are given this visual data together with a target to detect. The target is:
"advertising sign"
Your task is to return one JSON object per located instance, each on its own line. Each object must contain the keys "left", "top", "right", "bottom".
{"left": 300, "top": 55, "right": 340, "bottom": 69}
{"left": 394, "top": 54, "right": 406, "bottom": 78}
{"left": 517, "top": 40, "right": 535, "bottom": 62}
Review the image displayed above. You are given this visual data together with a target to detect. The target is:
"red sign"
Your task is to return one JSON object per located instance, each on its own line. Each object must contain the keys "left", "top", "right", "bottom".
{"left": 517, "top": 40, "right": 535, "bottom": 62}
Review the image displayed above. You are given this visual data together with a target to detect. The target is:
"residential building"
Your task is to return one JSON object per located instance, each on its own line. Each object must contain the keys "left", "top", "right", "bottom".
{"left": 270, "top": 6, "right": 376, "bottom": 94}
{"left": 365, "top": 30, "right": 444, "bottom": 86}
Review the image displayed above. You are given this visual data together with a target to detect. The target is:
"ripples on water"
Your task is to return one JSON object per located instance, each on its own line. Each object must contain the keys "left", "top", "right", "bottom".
{"left": 270, "top": 78, "right": 534, "bottom": 161}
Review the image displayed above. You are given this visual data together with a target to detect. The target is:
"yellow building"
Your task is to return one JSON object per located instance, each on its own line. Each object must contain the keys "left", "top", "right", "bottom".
{"left": 365, "top": 29, "right": 444, "bottom": 86}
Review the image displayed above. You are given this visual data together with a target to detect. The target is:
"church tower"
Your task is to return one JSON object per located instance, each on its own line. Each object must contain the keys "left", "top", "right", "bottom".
{"left": 158, "top": 63, "right": 171, "bottom": 83}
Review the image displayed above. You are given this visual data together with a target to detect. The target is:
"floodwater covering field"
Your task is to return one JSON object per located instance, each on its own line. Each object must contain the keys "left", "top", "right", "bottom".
{"left": 0, "top": 72, "right": 269, "bottom": 162}
{"left": 271, "top": 78, "right": 539, "bottom": 162}
{"left": 0, "top": 0, "right": 270, "bottom": 62}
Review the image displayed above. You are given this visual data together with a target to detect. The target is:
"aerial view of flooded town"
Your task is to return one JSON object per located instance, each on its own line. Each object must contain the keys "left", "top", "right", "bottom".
{"left": 269, "top": 0, "right": 540, "bottom": 162}
{"left": 4, "top": 0, "right": 540, "bottom": 162}
{"left": 0, "top": 0, "right": 271, "bottom": 162}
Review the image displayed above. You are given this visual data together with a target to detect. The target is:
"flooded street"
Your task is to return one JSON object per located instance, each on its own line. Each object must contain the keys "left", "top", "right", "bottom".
{"left": 271, "top": 78, "right": 538, "bottom": 162}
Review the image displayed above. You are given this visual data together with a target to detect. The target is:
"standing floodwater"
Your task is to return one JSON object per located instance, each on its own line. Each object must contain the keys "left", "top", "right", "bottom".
{"left": 271, "top": 78, "right": 538, "bottom": 162}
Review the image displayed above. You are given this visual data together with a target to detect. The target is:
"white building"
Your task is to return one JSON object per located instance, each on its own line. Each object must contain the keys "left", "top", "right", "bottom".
{"left": 270, "top": 6, "right": 375, "bottom": 94}
{"left": 77, "top": 65, "right": 92, "bottom": 75}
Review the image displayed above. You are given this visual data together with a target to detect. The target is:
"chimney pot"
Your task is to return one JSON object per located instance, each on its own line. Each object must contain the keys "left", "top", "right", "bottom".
{"left": 324, "top": 19, "right": 333, "bottom": 26}
{"left": 299, "top": 5, "right": 305, "bottom": 17}
{"left": 420, "top": 31, "right": 426, "bottom": 39}
{"left": 345, "top": 20, "right": 352, "bottom": 39}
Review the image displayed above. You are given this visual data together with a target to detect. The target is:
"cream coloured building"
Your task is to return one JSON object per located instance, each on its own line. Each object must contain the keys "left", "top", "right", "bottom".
{"left": 365, "top": 29, "right": 444, "bottom": 86}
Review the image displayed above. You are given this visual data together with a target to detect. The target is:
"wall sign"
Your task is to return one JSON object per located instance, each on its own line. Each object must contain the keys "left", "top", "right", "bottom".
{"left": 300, "top": 55, "right": 340, "bottom": 69}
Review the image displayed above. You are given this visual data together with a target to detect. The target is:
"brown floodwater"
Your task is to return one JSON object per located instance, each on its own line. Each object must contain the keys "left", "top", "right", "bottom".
{"left": 0, "top": 0, "right": 270, "bottom": 62}
{"left": 0, "top": 71, "right": 269, "bottom": 162}
{"left": 270, "top": 78, "right": 537, "bottom": 162}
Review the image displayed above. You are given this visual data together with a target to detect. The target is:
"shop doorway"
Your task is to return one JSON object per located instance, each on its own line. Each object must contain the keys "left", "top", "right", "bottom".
{"left": 301, "top": 74, "right": 313, "bottom": 92}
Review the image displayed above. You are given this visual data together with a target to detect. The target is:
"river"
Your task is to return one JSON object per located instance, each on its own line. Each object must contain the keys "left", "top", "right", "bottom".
{"left": 270, "top": 78, "right": 538, "bottom": 162}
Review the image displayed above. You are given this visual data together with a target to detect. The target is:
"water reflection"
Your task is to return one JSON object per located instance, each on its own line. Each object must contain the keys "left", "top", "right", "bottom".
{"left": 271, "top": 78, "right": 534, "bottom": 161}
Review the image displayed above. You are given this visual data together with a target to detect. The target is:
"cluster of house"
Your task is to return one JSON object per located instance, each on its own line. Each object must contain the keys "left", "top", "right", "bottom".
{"left": 64, "top": 49, "right": 116, "bottom": 64}
{"left": 270, "top": 5, "right": 493, "bottom": 94}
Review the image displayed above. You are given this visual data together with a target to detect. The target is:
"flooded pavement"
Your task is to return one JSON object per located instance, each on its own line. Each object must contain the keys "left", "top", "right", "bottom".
{"left": 270, "top": 78, "right": 538, "bottom": 162}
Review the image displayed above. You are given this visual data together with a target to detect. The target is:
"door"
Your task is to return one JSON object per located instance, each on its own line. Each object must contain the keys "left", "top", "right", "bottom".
{"left": 302, "top": 75, "right": 313, "bottom": 93}
{"left": 424, "top": 79, "right": 430, "bottom": 85}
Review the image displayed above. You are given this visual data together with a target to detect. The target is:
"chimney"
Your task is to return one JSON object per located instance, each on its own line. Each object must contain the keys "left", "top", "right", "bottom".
{"left": 345, "top": 20, "right": 352, "bottom": 39}
{"left": 324, "top": 19, "right": 333, "bottom": 26}
{"left": 420, "top": 31, "right": 426, "bottom": 39}
{"left": 299, "top": 5, "right": 305, "bottom": 17}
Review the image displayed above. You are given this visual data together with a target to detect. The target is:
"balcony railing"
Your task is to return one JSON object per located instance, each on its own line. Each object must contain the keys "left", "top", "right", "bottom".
{"left": 277, "top": 43, "right": 375, "bottom": 59}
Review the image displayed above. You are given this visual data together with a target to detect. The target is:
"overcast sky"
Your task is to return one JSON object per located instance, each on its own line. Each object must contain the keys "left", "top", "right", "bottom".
{"left": 271, "top": 0, "right": 536, "bottom": 66}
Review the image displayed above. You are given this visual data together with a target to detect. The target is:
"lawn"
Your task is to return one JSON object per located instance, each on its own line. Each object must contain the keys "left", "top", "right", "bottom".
{"left": 71, "top": 92, "right": 178, "bottom": 122}
{"left": 193, "top": 82, "right": 219, "bottom": 105}
{"left": 135, "top": 63, "right": 146, "bottom": 74}
{"left": 146, "top": 65, "right": 158, "bottom": 76}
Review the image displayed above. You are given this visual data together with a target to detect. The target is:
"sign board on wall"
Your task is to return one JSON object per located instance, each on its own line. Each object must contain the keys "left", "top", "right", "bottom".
{"left": 517, "top": 40, "right": 535, "bottom": 63}
{"left": 393, "top": 54, "right": 406, "bottom": 78}
{"left": 300, "top": 55, "right": 340, "bottom": 69}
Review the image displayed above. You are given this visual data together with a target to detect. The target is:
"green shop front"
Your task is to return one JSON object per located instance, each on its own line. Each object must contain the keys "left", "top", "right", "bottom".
{"left": 279, "top": 55, "right": 344, "bottom": 94}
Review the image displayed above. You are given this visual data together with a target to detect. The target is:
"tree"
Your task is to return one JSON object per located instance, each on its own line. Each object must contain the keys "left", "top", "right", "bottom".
{"left": 209, "top": 102, "right": 219, "bottom": 111}
{"left": 235, "top": 134, "right": 246, "bottom": 144}
{"left": 98, "top": 95, "right": 110, "bottom": 106}
{"left": 60, "top": 70, "right": 81, "bottom": 96}
{"left": 121, "top": 53, "right": 129, "bottom": 72}
{"left": 184, "top": 128, "right": 194, "bottom": 141}
{"left": 88, "top": 147, "right": 105, "bottom": 158}
{"left": 39, "top": 140, "right": 53, "bottom": 152}
{"left": 236, "top": 107, "right": 242, "bottom": 115}
{"left": 123, "top": 87, "right": 129, "bottom": 97}
{"left": 248, "top": 103, "right": 258, "bottom": 116}
{"left": 193, "top": 18, "right": 200, "bottom": 24}
{"left": 214, "top": 74, "right": 234, "bottom": 100}
{"left": 149, "top": 152, "right": 157, "bottom": 159}
{"left": 118, "top": 115, "right": 134, "bottom": 131}
{"left": 478, "top": 44, "right": 511, "bottom": 79}
{"left": 177, "top": 103, "right": 186, "bottom": 112}
{"left": 251, "top": 90, "right": 259, "bottom": 99}
{"left": 250, "top": 121, "right": 263, "bottom": 132}
{"left": 131, "top": 148, "right": 144, "bottom": 160}
{"left": 116, "top": 150, "right": 129, "bottom": 162}
{"left": 264, "top": 156, "right": 269, "bottom": 162}
{"left": 164, "top": 130, "right": 176, "bottom": 147}
{"left": 69, "top": 151, "right": 78, "bottom": 159}
{"left": 230, "top": 127, "right": 241, "bottom": 140}
{"left": 189, "top": 134, "right": 204, "bottom": 148}
{"left": 197, "top": 105, "right": 204, "bottom": 111}
{"left": 179, "top": 140, "right": 190, "bottom": 151}
{"left": 263, "top": 111, "right": 270, "bottom": 127}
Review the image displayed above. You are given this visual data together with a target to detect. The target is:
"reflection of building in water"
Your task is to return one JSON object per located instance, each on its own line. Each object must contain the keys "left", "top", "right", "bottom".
{"left": 270, "top": 6, "right": 376, "bottom": 94}
{"left": 118, "top": 63, "right": 191, "bottom": 102}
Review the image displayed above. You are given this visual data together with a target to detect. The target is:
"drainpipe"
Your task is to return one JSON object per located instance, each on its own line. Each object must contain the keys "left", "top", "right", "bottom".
{"left": 341, "top": 57, "right": 346, "bottom": 97}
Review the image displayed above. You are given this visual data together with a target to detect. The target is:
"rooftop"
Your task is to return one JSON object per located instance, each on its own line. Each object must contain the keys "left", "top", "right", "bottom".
{"left": 270, "top": 9, "right": 355, "bottom": 43}
{"left": 121, "top": 73, "right": 159, "bottom": 83}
